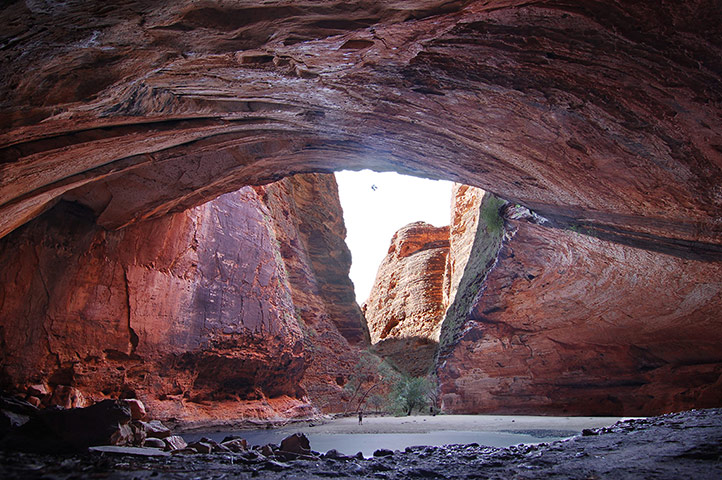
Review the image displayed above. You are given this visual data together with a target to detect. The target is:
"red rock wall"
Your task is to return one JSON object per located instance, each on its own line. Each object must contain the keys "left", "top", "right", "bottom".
{"left": 255, "top": 174, "right": 367, "bottom": 412}
{"left": 364, "top": 221, "right": 450, "bottom": 376}
{"left": 0, "top": 174, "right": 363, "bottom": 423}
{"left": 1, "top": 1, "right": 720, "bottom": 264}
{"left": 438, "top": 210, "right": 722, "bottom": 416}
{"left": 443, "top": 184, "right": 485, "bottom": 307}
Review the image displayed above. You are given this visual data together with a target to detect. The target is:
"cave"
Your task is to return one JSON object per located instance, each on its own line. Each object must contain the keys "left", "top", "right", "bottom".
{"left": 1, "top": 0, "right": 721, "bottom": 478}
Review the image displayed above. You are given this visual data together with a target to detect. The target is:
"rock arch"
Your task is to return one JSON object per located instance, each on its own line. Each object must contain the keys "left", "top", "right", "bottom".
{"left": 1, "top": 0, "right": 721, "bottom": 260}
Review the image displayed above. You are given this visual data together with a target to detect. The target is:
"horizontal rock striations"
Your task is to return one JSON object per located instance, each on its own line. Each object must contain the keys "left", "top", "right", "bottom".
{"left": 0, "top": 173, "right": 364, "bottom": 423}
{"left": 0, "top": 1, "right": 721, "bottom": 261}
{"left": 438, "top": 207, "right": 722, "bottom": 416}
{"left": 364, "top": 221, "right": 450, "bottom": 375}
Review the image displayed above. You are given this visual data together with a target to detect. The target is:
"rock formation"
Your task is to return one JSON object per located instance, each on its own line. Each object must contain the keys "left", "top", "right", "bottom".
{"left": 255, "top": 174, "right": 367, "bottom": 412}
{"left": 0, "top": 173, "right": 364, "bottom": 424}
{"left": 1, "top": 1, "right": 720, "bottom": 262}
{"left": 438, "top": 206, "right": 722, "bottom": 416}
{"left": 367, "top": 185, "right": 722, "bottom": 415}
{"left": 364, "top": 221, "right": 450, "bottom": 375}
{"left": 0, "top": 0, "right": 721, "bottom": 419}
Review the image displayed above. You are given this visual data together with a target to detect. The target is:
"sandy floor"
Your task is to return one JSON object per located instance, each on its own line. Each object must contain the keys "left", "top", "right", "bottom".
{"left": 295, "top": 414, "right": 627, "bottom": 435}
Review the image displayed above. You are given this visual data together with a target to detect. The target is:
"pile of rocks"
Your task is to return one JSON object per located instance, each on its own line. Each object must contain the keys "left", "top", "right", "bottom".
{"left": 0, "top": 394, "right": 187, "bottom": 453}
{"left": 0, "top": 393, "right": 319, "bottom": 462}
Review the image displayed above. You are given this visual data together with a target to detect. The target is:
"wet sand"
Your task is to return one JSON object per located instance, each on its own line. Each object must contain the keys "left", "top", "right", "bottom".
{"left": 294, "top": 413, "right": 626, "bottom": 434}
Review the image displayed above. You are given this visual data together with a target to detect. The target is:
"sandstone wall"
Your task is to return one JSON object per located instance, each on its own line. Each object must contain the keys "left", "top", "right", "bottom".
{"left": 438, "top": 209, "right": 722, "bottom": 416}
{"left": 2, "top": 1, "right": 721, "bottom": 265}
{"left": 364, "top": 221, "right": 450, "bottom": 376}
{"left": 256, "top": 174, "right": 367, "bottom": 412}
{"left": 0, "top": 174, "right": 363, "bottom": 423}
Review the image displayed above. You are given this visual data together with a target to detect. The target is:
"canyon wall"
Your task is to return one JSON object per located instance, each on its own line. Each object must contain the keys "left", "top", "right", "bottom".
{"left": 437, "top": 207, "right": 722, "bottom": 416}
{"left": 366, "top": 185, "right": 722, "bottom": 415}
{"left": 255, "top": 174, "right": 368, "bottom": 412}
{"left": 364, "top": 221, "right": 449, "bottom": 376}
{"left": 0, "top": 174, "right": 364, "bottom": 423}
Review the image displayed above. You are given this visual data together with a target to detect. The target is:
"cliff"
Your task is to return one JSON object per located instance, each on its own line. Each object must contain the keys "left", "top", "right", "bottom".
{"left": 366, "top": 185, "right": 722, "bottom": 415}
{"left": 437, "top": 207, "right": 722, "bottom": 416}
{"left": 0, "top": 174, "right": 364, "bottom": 423}
{"left": 364, "top": 222, "right": 449, "bottom": 375}
{"left": 255, "top": 174, "right": 367, "bottom": 412}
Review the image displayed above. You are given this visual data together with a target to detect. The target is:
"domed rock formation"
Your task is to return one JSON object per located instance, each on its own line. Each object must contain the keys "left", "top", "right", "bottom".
{"left": 364, "top": 221, "right": 450, "bottom": 375}
{"left": 1, "top": 1, "right": 720, "bottom": 261}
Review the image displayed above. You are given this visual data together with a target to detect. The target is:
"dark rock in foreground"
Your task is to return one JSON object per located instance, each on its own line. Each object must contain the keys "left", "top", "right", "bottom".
{"left": 1, "top": 408, "right": 720, "bottom": 479}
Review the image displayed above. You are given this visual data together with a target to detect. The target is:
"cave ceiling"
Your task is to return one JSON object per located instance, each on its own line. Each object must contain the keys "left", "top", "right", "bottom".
{"left": 1, "top": 0, "right": 721, "bottom": 259}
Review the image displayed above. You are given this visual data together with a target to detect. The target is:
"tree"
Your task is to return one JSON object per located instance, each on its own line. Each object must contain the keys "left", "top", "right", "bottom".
{"left": 390, "top": 374, "right": 431, "bottom": 416}
{"left": 342, "top": 351, "right": 383, "bottom": 414}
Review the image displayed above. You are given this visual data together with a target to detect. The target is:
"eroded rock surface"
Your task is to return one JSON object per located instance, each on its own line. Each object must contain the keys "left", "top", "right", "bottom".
{"left": 0, "top": 174, "right": 363, "bottom": 423}
{"left": 364, "top": 222, "right": 449, "bottom": 375}
{"left": 1, "top": 1, "right": 721, "bottom": 262}
{"left": 438, "top": 210, "right": 722, "bottom": 415}
{"left": 256, "top": 174, "right": 367, "bottom": 412}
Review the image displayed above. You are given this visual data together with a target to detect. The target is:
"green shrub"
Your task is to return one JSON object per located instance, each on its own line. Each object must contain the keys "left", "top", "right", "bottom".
{"left": 480, "top": 195, "right": 506, "bottom": 234}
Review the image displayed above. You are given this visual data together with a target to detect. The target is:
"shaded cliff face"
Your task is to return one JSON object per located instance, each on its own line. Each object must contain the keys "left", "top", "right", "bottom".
{"left": 1, "top": 1, "right": 721, "bottom": 262}
{"left": 0, "top": 174, "right": 362, "bottom": 422}
{"left": 255, "top": 174, "right": 367, "bottom": 412}
{"left": 438, "top": 210, "right": 722, "bottom": 416}
{"left": 364, "top": 221, "right": 449, "bottom": 376}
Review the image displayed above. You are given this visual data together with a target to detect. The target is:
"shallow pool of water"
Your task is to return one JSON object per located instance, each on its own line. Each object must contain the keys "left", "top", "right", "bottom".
{"left": 185, "top": 428, "right": 575, "bottom": 457}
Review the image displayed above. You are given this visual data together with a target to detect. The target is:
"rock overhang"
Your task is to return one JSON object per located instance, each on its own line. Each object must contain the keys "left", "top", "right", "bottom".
{"left": 1, "top": 0, "right": 721, "bottom": 260}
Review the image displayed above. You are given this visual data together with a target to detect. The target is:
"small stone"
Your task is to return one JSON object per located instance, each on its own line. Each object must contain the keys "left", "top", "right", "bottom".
{"left": 130, "top": 421, "right": 147, "bottom": 445}
{"left": 260, "top": 444, "right": 275, "bottom": 457}
{"left": 163, "top": 435, "right": 187, "bottom": 451}
{"left": 324, "top": 448, "right": 342, "bottom": 459}
{"left": 110, "top": 424, "right": 133, "bottom": 446}
{"left": 27, "top": 384, "right": 50, "bottom": 398}
{"left": 187, "top": 441, "right": 212, "bottom": 454}
{"left": 171, "top": 447, "right": 198, "bottom": 455}
{"left": 373, "top": 448, "right": 394, "bottom": 457}
{"left": 263, "top": 459, "right": 290, "bottom": 471}
{"left": 582, "top": 429, "right": 598, "bottom": 436}
{"left": 222, "top": 438, "right": 248, "bottom": 452}
{"left": 143, "top": 437, "right": 166, "bottom": 449}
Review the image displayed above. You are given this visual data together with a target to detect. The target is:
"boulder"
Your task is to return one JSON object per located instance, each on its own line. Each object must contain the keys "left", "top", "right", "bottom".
{"left": 0, "top": 399, "right": 131, "bottom": 452}
{"left": 110, "top": 424, "right": 133, "bottom": 446}
{"left": 222, "top": 438, "right": 248, "bottom": 452}
{"left": 278, "top": 433, "right": 312, "bottom": 459}
{"left": 123, "top": 399, "right": 147, "bottom": 420}
{"left": 141, "top": 420, "right": 171, "bottom": 438}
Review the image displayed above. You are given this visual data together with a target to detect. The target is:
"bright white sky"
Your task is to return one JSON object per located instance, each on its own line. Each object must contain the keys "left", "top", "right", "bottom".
{"left": 335, "top": 170, "right": 453, "bottom": 304}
